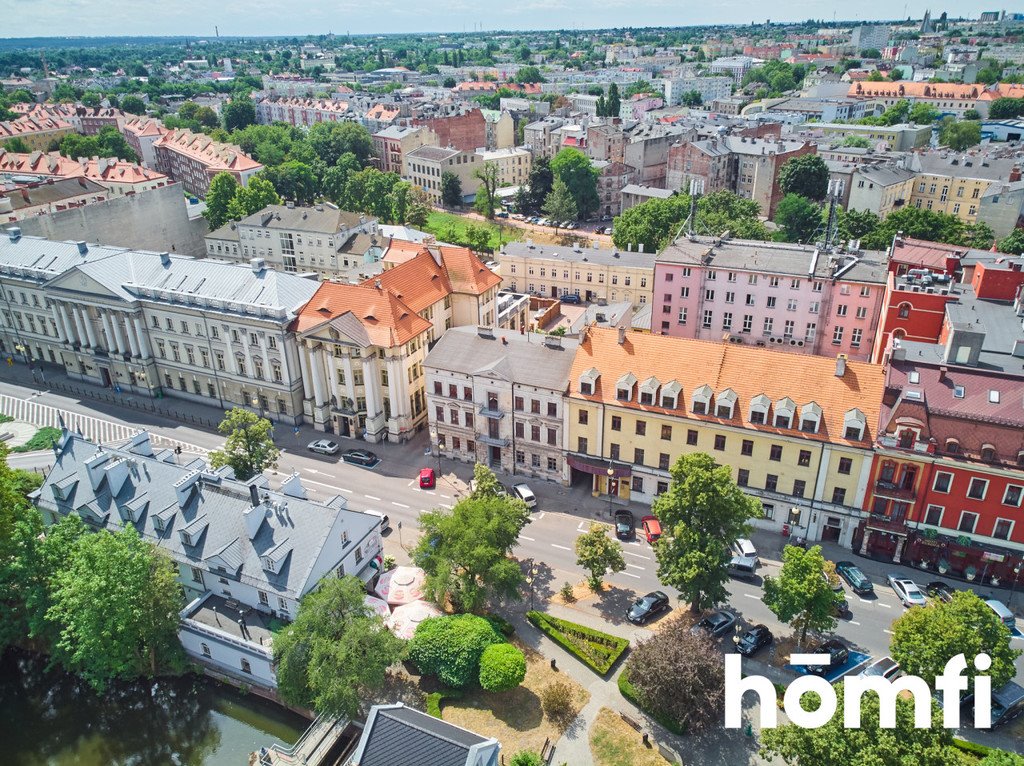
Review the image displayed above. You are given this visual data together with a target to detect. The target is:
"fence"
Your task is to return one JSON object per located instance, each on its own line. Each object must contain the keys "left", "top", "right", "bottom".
{"left": 45, "top": 379, "right": 221, "bottom": 429}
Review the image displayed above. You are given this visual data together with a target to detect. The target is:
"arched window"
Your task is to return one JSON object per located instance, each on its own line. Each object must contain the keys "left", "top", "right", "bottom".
{"left": 897, "top": 302, "right": 911, "bottom": 319}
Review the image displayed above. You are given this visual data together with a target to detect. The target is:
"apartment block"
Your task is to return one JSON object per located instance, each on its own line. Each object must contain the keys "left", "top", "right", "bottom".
{"left": 373, "top": 125, "right": 439, "bottom": 175}
{"left": 120, "top": 117, "right": 169, "bottom": 168}
{"left": 726, "top": 135, "right": 815, "bottom": 217}
{"left": 404, "top": 146, "right": 481, "bottom": 205}
{"left": 665, "top": 137, "right": 734, "bottom": 194}
{"left": 475, "top": 147, "right": 532, "bottom": 188}
{"left": 153, "top": 129, "right": 263, "bottom": 198}
{"left": 661, "top": 76, "right": 733, "bottom": 106}
{"left": 904, "top": 152, "right": 1017, "bottom": 223}
{"left": 0, "top": 149, "right": 170, "bottom": 197}
{"left": 0, "top": 113, "right": 74, "bottom": 150}
{"left": 412, "top": 108, "right": 487, "bottom": 153}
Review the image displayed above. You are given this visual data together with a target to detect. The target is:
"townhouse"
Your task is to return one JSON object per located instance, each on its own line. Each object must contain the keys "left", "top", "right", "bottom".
{"left": 665, "top": 137, "right": 734, "bottom": 195}
{"left": 255, "top": 95, "right": 355, "bottom": 127}
{"left": 726, "top": 135, "right": 816, "bottom": 218}
{"left": 497, "top": 241, "right": 656, "bottom": 308}
{"left": 372, "top": 124, "right": 439, "bottom": 176}
{"left": 33, "top": 428, "right": 383, "bottom": 691}
{"left": 424, "top": 326, "right": 579, "bottom": 481}
{"left": 153, "top": 129, "right": 263, "bottom": 198}
{"left": 1, "top": 177, "right": 109, "bottom": 223}
{"left": 404, "top": 146, "right": 481, "bottom": 205}
{"left": 475, "top": 147, "right": 532, "bottom": 188}
{"left": 566, "top": 327, "right": 882, "bottom": 546}
{"left": 0, "top": 230, "right": 319, "bottom": 425}
{"left": 120, "top": 116, "right": 169, "bottom": 168}
{"left": 904, "top": 152, "right": 1017, "bottom": 223}
{"left": 0, "top": 113, "right": 74, "bottom": 151}
{"left": 802, "top": 122, "right": 931, "bottom": 152}
{"left": 291, "top": 245, "right": 500, "bottom": 442}
{"left": 0, "top": 150, "right": 170, "bottom": 197}
{"left": 654, "top": 235, "right": 888, "bottom": 362}
{"left": 847, "top": 164, "right": 917, "bottom": 217}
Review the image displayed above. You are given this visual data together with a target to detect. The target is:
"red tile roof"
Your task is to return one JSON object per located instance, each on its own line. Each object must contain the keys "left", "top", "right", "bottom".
{"left": 293, "top": 282, "right": 431, "bottom": 346}
{"left": 154, "top": 129, "right": 263, "bottom": 173}
{"left": 0, "top": 149, "right": 167, "bottom": 186}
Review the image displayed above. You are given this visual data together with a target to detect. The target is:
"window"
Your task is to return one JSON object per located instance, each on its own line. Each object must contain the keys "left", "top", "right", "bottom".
{"left": 831, "top": 487, "right": 846, "bottom": 505}
{"left": 548, "top": 457, "right": 558, "bottom": 471}
{"left": 659, "top": 453, "right": 670, "bottom": 470}
{"left": 514, "top": 396, "right": 524, "bottom": 411}
{"left": 515, "top": 422, "right": 525, "bottom": 439}
{"left": 191, "top": 567, "right": 204, "bottom": 584}
{"left": 769, "top": 445, "right": 782, "bottom": 461}
{"left": 578, "top": 409, "right": 589, "bottom": 425}
{"left": 957, "top": 511, "right": 978, "bottom": 534}
{"left": 737, "top": 468, "right": 750, "bottom": 486}
{"left": 686, "top": 429, "right": 698, "bottom": 445}
{"left": 722, "top": 312, "right": 733, "bottom": 330}
{"left": 580, "top": 381, "right": 593, "bottom": 395}
{"left": 702, "top": 309, "right": 713, "bottom": 328}
{"left": 548, "top": 402, "right": 557, "bottom": 417}
{"left": 774, "top": 413, "right": 791, "bottom": 429}
{"left": 611, "top": 415, "right": 621, "bottom": 431}
{"left": 933, "top": 472, "right": 952, "bottom": 493}
{"left": 924, "top": 505, "right": 943, "bottom": 526}
{"left": 897, "top": 303, "right": 910, "bottom": 319}
{"left": 765, "top": 474, "right": 778, "bottom": 492}
{"left": 967, "top": 478, "right": 988, "bottom": 500}
{"left": 610, "top": 443, "right": 621, "bottom": 461}
{"left": 1003, "top": 485, "right": 1023, "bottom": 507}
{"left": 635, "top": 420, "right": 646, "bottom": 436}
{"left": 241, "top": 659, "right": 252, "bottom": 675}
{"left": 577, "top": 437, "right": 588, "bottom": 453}
{"left": 851, "top": 328, "right": 862, "bottom": 347}
{"left": 677, "top": 308, "right": 687, "bottom": 325}
{"left": 258, "top": 590, "right": 269, "bottom": 606}
{"left": 836, "top": 304, "right": 848, "bottom": 317}
{"left": 634, "top": 448, "right": 645, "bottom": 465}
{"left": 838, "top": 457, "right": 852, "bottom": 475}
{"left": 631, "top": 476, "right": 644, "bottom": 493}
{"left": 742, "top": 314, "right": 753, "bottom": 333}
{"left": 530, "top": 425, "right": 540, "bottom": 442}
{"left": 993, "top": 519, "right": 1013, "bottom": 541}
{"left": 766, "top": 296, "right": 777, "bottom": 309}
{"left": 661, "top": 424, "right": 672, "bottom": 441}
{"left": 531, "top": 399, "right": 541, "bottom": 414}
{"left": 832, "top": 326, "right": 844, "bottom": 345}
{"left": 793, "top": 479, "right": 806, "bottom": 498}
{"left": 798, "top": 449, "right": 811, "bottom": 467}
{"left": 741, "top": 439, "right": 753, "bottom": 456}
{"left": 714, "top": 434, "right": 726, "bottom": 451}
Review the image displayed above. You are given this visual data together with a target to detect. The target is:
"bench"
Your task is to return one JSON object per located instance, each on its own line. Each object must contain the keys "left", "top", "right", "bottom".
{"left": 620, "top": 712, "right": 643, "bottom": 732}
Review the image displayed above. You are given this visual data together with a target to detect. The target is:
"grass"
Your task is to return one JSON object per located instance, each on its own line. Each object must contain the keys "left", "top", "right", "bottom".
{"left": 0, "top": 413, "right": 14, "bottom": 425}
{"left": 425, "top": 211, "right": 521, "bottom": 253}
{"left": 527, "top": 610, "right": 629, "bottom": 675}
{"left": 12, "top": 426, "right": 61, "bottom": 453}
{"left": 440, "top": 639, "right": 589, "bottom": 756}
{"left": 590, "top": 708, "right": 670, "bottom": 766}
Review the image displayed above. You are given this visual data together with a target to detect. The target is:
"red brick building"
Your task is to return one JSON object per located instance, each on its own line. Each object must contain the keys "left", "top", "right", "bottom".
{"left": 413, "top": 109, "right": 486, "bottom": 153}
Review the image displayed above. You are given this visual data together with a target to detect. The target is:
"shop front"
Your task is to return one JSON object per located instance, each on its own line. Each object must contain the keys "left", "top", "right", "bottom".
{"left": 566, "top": 454, "right": 632, "bottom": 503}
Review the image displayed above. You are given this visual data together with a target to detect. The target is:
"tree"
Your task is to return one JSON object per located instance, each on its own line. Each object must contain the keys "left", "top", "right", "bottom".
{"left": 405, "top": 187, "right": 432, "bottom": 228}
{"left": 998, "top": 229, "right": 1024, "bottom": 255}
{"left": 680, "top": 89, "right": 703, "bottom": 107}
{"left": 698, "top": 190, "right": 770, "bottom": 240}
{"left": 509, "top": 753, "right": 544, "bottom": 766}
{"left": 774, "top": 194, "right": 822, "bottom": 243}
{"left": 542, "top": 178, "right": 578, "bottom": 232}
{"left": 387, "top": 180, "right": 415, "bottom": 225}
{"left": 263, "top": 160, "right": 318, "bottom": 205}
{"left": 81, "top": 91, "right": 102, "bottom": 107}
{"left": 1, "top": 136, "right": 31, "bottom": 153}
{"left": 478, "top": 643, "right": 527, "bottom": 692}
{"left": 46, "top": 526, "right": 184, "bottom": 690}
{"left": 274, "top": 576, "right": 406, "bottom": 717}
{"left": 443, "top": 77, "right": 457, "bottom": 89}
{"left": 837, "top": 208, "right": 880, "bottom": 243}
{"left": 202, "top": 171, "right": 241, "bottom": 229}
{"left": 607, "top": 83, "right": 621, "bottom": 117}
{"left": 408, "top": 614, "right": 503, "bottom": 688}
{"left": 838, "top": 134, "right": 871, "bottom": 148}
{"left": 469, "top": 462, "right": 503, "bottom": 498}
{"left": 473, "top": 161, "right": 500, "bottom": 219}
{"left": 551, "top": 147, "right": 598, "bottom": 220}
{"left": 979, "top": 754, "right": 1024, "bottom": 766}
{"left": 515, "top": 66, "right": 545, "bottom": 84}
{"left": 120, "top": 95, "right": 147, "bottom": 115}
{"left": 762, "top": 545, "right": 842, "bottom": 646}
{"left": 962, "top": 109, "right": 982, "bottom": 121}
{"left": 939, "top": 117, "right": 981, "bottom": 151}
{"left": 574, "top": 523, "right": 625, "bottom": 590}
{"left": 989, "top": 97, "right": 1024, "bottom": 120}
{"left": 890, "top": 591, "right": 1021, "bottom": 691}
{"left": 307, "top": 121, "right": 374, "bottom": 167}
{"left": 909, "top": 102, "right": 941, "bottom": 124}
{"left": 226, "top": 175, "right": 281, "bottom": 220}
{"left": 223, "top": 97, "right": 256, "bottom": 132}
{"left": 321, "top": 152, "right": 362, "bottom": 206}
{"left": 860, "top": 206, "right": 987, "bottom": 251}
{"left": 440, "top": 171, "right": 463, "bottom": 208}
{"left": 414, "top": 487, "right": 530, "bottom": 611}
{"left": 208, "top": 407, "right": 280, "bottom": 481}
{"left": 778, "top": 154, "right": 830, "bottom": 201}
{"left": 860, "top": 48, "right": 883, "bottom": 59}
{"left": 526, "top": 157, "right": 553, "bottom": 213}
{"left": 652, "top": 454, "right": 761, "bottom": 612}
{"left": 192, "top": 105, "right": 219, "bottom": 129}
{"left": 626, "top": 618, "right": 725, "bottom": 733}
{"left": 760, "top": 683, "right": 970, "bottom": 766}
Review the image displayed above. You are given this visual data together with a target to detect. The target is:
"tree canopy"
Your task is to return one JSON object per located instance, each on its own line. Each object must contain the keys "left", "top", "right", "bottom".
{"left": 208, "top": 407, "right": 280, "bottom": 481}
{"left": 574, "top": 523, "right": 625, "bottom": 590}
{"left": 651, "top": 453, "right": 762, "bottom": 612}
{"left": 774, "top": 193, "right": 822, "bottom": 243}
{"left": 542, "top": 177, "right": 578, "bottom": 230}
{"left": 762, "top": 545, "right": 842, "bottom": 645}
{"left": 550, "top": 147, "right": 599, "bottom": 220}
{"left": 408, "top": 614, "right": 504, "bottom": 688}
{"left": 222, "top": 96, "right": 256, "bottom": 132}
{"left": 440, "top": 171, "right": 463, "bottom": 208}
{"left": 778, "top": 154, "right": 830, "bottom": 201}
{"left": 939, "top": 117, "right": 981, "bottom": 151}
{"left": 202, "top": 171, "right": 241, "bottom": 229}
{"left": 306, "top": 121, "right": 374, "bottom": 167}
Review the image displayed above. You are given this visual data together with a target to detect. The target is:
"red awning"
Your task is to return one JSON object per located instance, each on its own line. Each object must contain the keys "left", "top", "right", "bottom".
{"left": 566, "top": 454, "right": 631, "bottom": 478}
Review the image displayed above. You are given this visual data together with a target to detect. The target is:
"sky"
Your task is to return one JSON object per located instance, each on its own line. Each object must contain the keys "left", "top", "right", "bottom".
{"left": 6, "top": 0, "right": 982, "bottom": 39}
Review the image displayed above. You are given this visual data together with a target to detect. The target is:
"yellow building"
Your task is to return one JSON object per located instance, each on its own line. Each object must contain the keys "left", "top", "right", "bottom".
{"left": 565, "top": 327, "right": 885, "bottom": 547}
{"left": 475, "top": 147, "right": 532, "bottom": 188}
{"left": 905, "top": 153, "right": 1017, "bottom": 223}
{"left": 0, "top": 114, "right": 74, "bottom": 151}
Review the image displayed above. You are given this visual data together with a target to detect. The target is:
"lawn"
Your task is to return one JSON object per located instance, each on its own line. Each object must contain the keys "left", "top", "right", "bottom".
{"left": 590, "top": 708, "right": 670, "bottom": 766}
{"left": 439, "top": 639, "right": 590, "bottom": 756}
{"left": 12, "top": 426, "right": 61, "bottom": 453}
{"left": 424, "top": 211, "right": 521, "bottom": 253}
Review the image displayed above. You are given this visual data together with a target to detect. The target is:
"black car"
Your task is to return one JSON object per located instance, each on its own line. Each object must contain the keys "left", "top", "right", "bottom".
{"left": 341, "top": 449, "right": 379, "bottom": 467}
{"left": 627, "top": 591, "right": 670, "bottom": 624}
{"left": 807, "top": 639, "right": 849, "bottom": 675}
{"left": 835, "top": 561, "right": 875, "bottom": 595}
{"left": 691, "top": 610, "right": 737, "bottom": 638}
{"left": 926, "top": 581, "right": 955, "bottom": 603}
{"left": 614, "top": 510, "right": 635, "bottom": 541}
{"left": 736, "top": 625, "right": 773, "bottom": 657}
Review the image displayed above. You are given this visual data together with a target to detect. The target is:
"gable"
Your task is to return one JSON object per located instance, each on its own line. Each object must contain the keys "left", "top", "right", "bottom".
{"left": 45, "top": 267, "right": 129, "bottom": 303}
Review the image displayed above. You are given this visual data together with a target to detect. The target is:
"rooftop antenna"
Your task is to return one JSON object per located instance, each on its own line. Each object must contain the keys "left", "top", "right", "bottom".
{"left": 821, "top": 178, "right": 844, "bottom": 253}
{"left": 685, "top": 177, "right": 704, "bottom": 237}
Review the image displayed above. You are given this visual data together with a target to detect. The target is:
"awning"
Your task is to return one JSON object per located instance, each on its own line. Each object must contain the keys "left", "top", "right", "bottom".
{"left": 566, "top": 454, "right": 631, "bottom": 478}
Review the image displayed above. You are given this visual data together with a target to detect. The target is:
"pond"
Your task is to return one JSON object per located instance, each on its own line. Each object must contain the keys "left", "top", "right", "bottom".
{"left": 0, "top": 649, "right": 308, "bottom": 766}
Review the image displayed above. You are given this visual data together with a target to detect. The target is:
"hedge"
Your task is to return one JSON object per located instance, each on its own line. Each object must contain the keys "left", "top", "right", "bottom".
{"left": 484, "top": 612, "right": 516, "bottom": 638}
{"left": 526, "top": 610, "right": 628, "bottom": 675}
{"left": 425, "top": 688, "right": 464, "bottom": 718}
{"left": 617, "top": 667, "right": 686, "bottom": 736}
{"left": 952, "top": 738, "right": 993, "bottom": 758}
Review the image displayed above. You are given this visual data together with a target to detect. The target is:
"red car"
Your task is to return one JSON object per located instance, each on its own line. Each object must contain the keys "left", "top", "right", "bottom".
{"left": 419, "top": 467, "right": 436, "bottom": 489}
{"left": 641, "top": 515, "right": 662, "bottom": 544}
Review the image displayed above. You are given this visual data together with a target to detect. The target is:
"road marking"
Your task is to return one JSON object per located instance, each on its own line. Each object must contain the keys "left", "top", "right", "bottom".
{"left": 535, "top": 512, "right": 545, "bottom": 520}
{"left": 624, "top": 551, "right": 649, "bottom": 560}
{"left": 365, "top": 495, "right": 381, "bottom": 501}
{"left": 391, "top": 502, "right": 410, "bottom": 509}
{"left": 849, "top": 620, "right": 861, "bottom": 626}
{"left": 519, "top": 535, "right": 536, "bottom": 542}
{"left": 626, "top": 564, "right": 645, "bottom": 571}
{"left": 304, "top": 467, "right": 320, "bottom": 474}
{"left": 439, "top": 503, "right": 453, "bottom": 509}
{"left": 337, "top": 488, "right": 352, "bottom": 494}
{"left": 440, "top": 494, "right": 451, "bottom": 499}
{"left": 883, "top": 629, "right": 894, "bottom": 635}
{"left": 743, "top": 593, "right": 761, "bottom": 600}
{"left": 551, "top": 544, "right": 572, "bottom": 551}
{"left": 877, "top": 602, "right": 892, "bottom": 609}
{"left": 858, "top": 598, "right": 872, "bottom": 603}
{"left": 577, "top": 521, "right": 588, "bottom": 531}
{"left": 620, "top": 572, "right": 641, "bottom": 579}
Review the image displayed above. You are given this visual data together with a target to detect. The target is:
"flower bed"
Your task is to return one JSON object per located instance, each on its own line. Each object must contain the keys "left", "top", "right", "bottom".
{"left": 526, "top": 611, "right": 628, "bottom": 675}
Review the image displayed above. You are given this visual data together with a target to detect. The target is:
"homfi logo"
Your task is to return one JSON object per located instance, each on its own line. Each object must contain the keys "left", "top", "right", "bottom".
{"left": 724, "top": 653, "right": 993, "bottom": 729}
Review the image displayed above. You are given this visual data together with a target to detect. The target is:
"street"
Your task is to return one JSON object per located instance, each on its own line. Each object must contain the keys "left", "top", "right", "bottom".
{"left": 2, "top": 373, "right": 1022, "bottom": 754}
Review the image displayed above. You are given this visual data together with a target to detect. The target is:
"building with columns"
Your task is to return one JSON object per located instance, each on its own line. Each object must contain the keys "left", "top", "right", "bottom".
{"left": 0, "top": 229, "right": 319, "bottom": 425}
{"left": 291, "top": 246, "right": 501, "bottom": 442}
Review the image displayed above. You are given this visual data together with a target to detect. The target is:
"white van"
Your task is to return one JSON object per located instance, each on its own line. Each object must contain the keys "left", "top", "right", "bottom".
{"left": 986, "top": 599, "right": 1016, "bottom": 630}
{"left": 365, "top": 510, "right": 390, "bottom": 532}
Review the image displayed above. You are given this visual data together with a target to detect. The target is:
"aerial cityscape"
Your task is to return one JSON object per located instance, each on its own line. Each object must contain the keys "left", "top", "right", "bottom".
{"left": 2, "top": 7, "right": 1024, "bottom": 766}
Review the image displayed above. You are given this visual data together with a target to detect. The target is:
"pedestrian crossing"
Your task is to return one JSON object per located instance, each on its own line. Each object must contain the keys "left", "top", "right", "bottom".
{"left": 0, "top": 393, "right": 207, "bottom": 455}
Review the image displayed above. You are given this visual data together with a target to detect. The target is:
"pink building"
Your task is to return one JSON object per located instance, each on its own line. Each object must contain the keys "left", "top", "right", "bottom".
{"left": 653, "top": 236, "right": 888, "bottom": 361}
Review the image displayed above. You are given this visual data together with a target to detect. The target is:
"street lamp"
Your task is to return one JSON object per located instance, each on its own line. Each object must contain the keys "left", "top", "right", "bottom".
{"left": 527, "top": 558, "right": 536, "bottom": 610}
{"left": 252, "top": 394, "right": 264, "bottom": 421}
{"left": 1010, "top": 562, "right": 1023, "bottom": 607}
{"left": 606, "top": 466, "right": 615, "bottom": 518}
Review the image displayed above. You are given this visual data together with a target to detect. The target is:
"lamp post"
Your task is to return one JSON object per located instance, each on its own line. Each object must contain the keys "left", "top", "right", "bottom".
{"left": 252, "top": 394, "right": 264, "bottom": 421}
{"left": 429, "top": 425, "right": 442, "bottom": 477}
{"left": 1010, "top": 562, "right": 1022, "bottom": 607}
{"left": 527, "top": 558, "right": 536, "bottom": 611}
{"left": 606, "top": 466, "right": 615, "bottom": 518}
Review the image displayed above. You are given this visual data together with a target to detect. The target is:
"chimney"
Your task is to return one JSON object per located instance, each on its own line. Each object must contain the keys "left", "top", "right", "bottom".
{"left": 6, "top": 226, "right": 21, "bottom": 243}
{"left": 938, "top": 365, "right": 948, "bottom": 381}
{"left": 617, "top": 326, "right": 626, "bottom": 345}
{"left": 1011, "top": 166, "right": 1022, "bottom": 183}
{"left": 159, "top": 251, "right": 171, "bottom": 265}
{"left": 76, "top": 241, "right": 88, "bottom": 255}
{"left": 835, "top": 353, "right": 848, "bottom": 378}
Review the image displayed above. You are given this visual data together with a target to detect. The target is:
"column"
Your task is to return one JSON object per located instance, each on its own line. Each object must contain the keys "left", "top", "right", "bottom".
{"left": 58, "top": 304, "right": 76, "bottom": 343}
{"left": 326, "top": 351, "right": 341, "bottom": 404}
{"left": 387, "top": 357, "right": 405, "bottom": 418}
{"left": 71, "top": 306, "right": 88, "bottom": 347}
{"left": 225, "top": 339, "right": 238, "bottom": 374}
{"left": 101, "top": 312, "right": 116, "bottom": 353}
{"left": 279, "top": 334, "right": 293, "bottom": 384}
{"left": 242, "top": 335, "right": 255, "bottom": 379}
{"left": 341, "top": 355, "right": 357, "bottom": 406}
{"left": 858, "top": 529, "right": 872, "bottom": 556}
{"left": 296, "top": 342, "right": 313, "bottom": 400}
{"left": 257, "top": 335, "right": 272, "bottom": 383}
{"left": 124, "top": 317, "right": 140, "bottom": 358}
{"left": 112, "top": 313, "right": 128, "bottom": 355}
{"left": 893, "top": 536, "right": 906, "bottom": 565}
{"left": 309, "top": 346, "right": 326, "bottom": 407}
{"left": 362, "top": 357, "right": 379, "bottom": 417}
{"left": 81, "top": 308, "right": 99, "bottom": 348}
{"left": 133, "top": 315, "right": 151, "bottom": 359}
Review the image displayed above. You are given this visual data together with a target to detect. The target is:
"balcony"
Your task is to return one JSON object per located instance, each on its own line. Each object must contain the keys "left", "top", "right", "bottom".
{"left": 873, "top": 480, "right": 917, "bottom": 501}
{"left": 864, "top": 513, "right": 911, "bottom": 536}
{"left": 478, "top": 434, "right": 510, "bottom": 448}
{"left": 478, "top": 405, "right": 504, "bottom": 419}
{"left": 878, "top": 435, "right": 931, "bottom": 453}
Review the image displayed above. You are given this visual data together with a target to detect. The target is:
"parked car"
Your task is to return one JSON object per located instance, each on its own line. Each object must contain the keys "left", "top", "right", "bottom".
{"left": 823, "top": 568, "right": 850, "bottom": 618}
{"left": 469, "top": 478, "right": 510, "bottom": 497}
{"left": 691, "top": 610, "right": 737, "bottom": 639}
{"left": 341, "top": 448, "right": 379, "bottom": 467}
{"left": 595, "top": 226, "right": 606, "bottom": 234}
{"left": 728, "top": 555, "right": 758, "bottom": 580}
{"left": 364, "top": 510, "right": 390, "bottom": 532}
{"left": 857, "top": 656, "right": 900, "bottom": 681}
{"left": 887, "top": 574, "right": 928, "bottom": 607}
{"left": 926, "top": 581, "right": 955, "bottom": 603}
{"left": 512, "top": 483, "right": 537, "bottom": 509}
{"left": 560, "top": 293, "right": 581, "bottom": 305}
{"left": 985, "top": 599, "right": 1016, "bottom": 630}
{"left": 307, "top": 439, "right": 340, "bottom": 455}
{"left": 974, "top": 681, "right": 1024, "bottom": 727}
{"left": 835, "top": 561, "right": 874, "bottom": 595}
{"left": 495, "top": 211, "right": 509, "bottom": 218}
{"left": 627, "top": 591, "right": 670, "bottom": 624}
{"left": 807, "top": 639, "right": 850, "bottom": 675}
{"left": 614, "top": 509, "right": 635, "bottom": 541}
{"left": 736, "top": 625, "right": 773, "bottom": 657}
{"left": 601, "top": 215, "right": 613, "bottom": 222}
{"left": 641, "top": 515, "right": 662, "bottom": 544}
{"left": 732, "top": 538, "right": 758, "bottom": 563}
{"left": 419, "top": 467, "right": 436, "bottom": 489}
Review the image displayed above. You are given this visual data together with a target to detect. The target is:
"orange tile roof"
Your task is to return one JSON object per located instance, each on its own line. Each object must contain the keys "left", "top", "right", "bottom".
{"left": 121, "top": 116, "right": 168, "bottom": 138}
{"left": 847, "top": 81, "right": 984, "bottom": 100}
{"left": 979, "top": 84, "right": 1024, "bottom": 101}
{"left": 437, "top": 245, "right": 501, "bottom": 294}
{"left": 568, "top": 327, "right": 885, "bottom": 446}
{"left": 382, "top": 238, "right": 429, "bottom": 267}
{"left": 293, "top": 282, "right": 431, "bottom": 346}
{"left": 0, "top": 114, "right": 72, "bottom": 139}
{"left": 154, "top": 129, "right": 263, "bottom": 173}
{"left": 371, "top": 250, "right": 452, "bottom": 313}
{"left": 0, "top": 149, "right": 167, "bottom": 186}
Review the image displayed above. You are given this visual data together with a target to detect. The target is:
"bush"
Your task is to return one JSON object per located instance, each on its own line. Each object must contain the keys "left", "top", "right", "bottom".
{"left": 382, "top": 555, "right": 396, "bottom": 571}
{"left": 541, "top": 680, "right": 576, "bottom": 726}
{"left": 409, "top": 614, "right": 504, "bottom": 689}
{"left": 526, "top": 610, "right": 628, "bottom": 675}
{"left": 484, "top": 612, "right": 516, "bottom": 637}
{"left": 425, "top": 688, "right": 463, "bottom": 718}
{"left": 13, "top": 426, "right": 61, "bottom": 453}
{"left": 560, "top": 582, "right": 576, "bottom": 602}
{"left": 479, "top": 643, "right": 527, "bottom": 692}
{"left": 509, "top": 752, "right": 544, "bottom": 766}
{"left": 617, "top": 667, "right": 686, "bottom": 736}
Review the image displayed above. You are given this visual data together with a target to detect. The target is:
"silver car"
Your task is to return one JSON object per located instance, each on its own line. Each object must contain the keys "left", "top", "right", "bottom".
{"left": 887, "top": 574, "right": 928, "bottom": 607}
{"left": 307, "top": 439, "right": 340, "bottom": 455}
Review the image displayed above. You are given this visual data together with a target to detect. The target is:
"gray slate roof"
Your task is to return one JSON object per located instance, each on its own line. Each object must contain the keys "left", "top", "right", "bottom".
{"left": 233, "top": 203, "right": 367, "bottom": 234}
{"left": 355, "top": 704, "right": 498, "bottom": 766}
{"left": 407, "top": 145, "right": 461, "bottom": 162}
{"left": 425, "top": 326, "right": 579, "bottom": 391}
{"left": 34, "top": 431, "right": 380, "bottom": 600}
{"left": 500, "top": 241, "right": 657, "bottom": 269}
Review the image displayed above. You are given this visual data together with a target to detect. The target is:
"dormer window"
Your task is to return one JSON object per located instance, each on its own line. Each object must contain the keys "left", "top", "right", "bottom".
{"left": 691, "top": 384, "right": 713, "bottom": 415}
{"left": 616, "top": 372, "right": 637, "bottom": 402}
{"left": 843, "top": 408, "right": 866, "bottom": 441}
{"left": 981, "top": 444, "right": 996, "bottom": 462}
{"left": 799, "top": 402, "right": 822, "bottom": 434}
{"left": 639, "top": 376, "right": 660, "bottom": 406}
{"left": 945, "top": 438, "right": 960, "bottom": 454}
{"left": 263, "top": 556, "right": 275, "bottom": 572}
{"left": 715, "top": 388, "right": 737, "bottom": 419}
{"left": 180, "top": 531, "right": 192, "bottom": 546}
{"left": 579, "top": 367, "right": 600, "bottom": 397}
{"left": 660, "top": 380, "right": 681, "bottom": 410}
{"left": 153, "top": 515, "right": 166, "bottom": 532}
{"left": 580, "top": 382, "right": 593, "bottom": 395}
{"left": 749, "top": 394, "right": 771, "bottom": 424}
{"left": 774, "top": 397, "right": 796, "bottom": 429}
